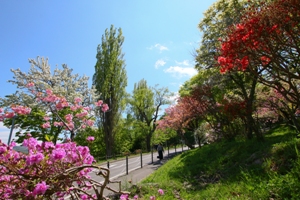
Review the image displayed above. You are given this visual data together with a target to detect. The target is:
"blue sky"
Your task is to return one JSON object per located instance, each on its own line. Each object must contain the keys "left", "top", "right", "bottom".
{"left": 0, "top": 0, "right": 216, "bottom": 144}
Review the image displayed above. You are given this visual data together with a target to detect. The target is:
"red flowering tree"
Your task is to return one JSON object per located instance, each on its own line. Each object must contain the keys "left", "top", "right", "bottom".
{"left": 156, "top": 99, "right": 197, "bottom": 149}
{"left": 190, "top": 85, "right": 249, "bottom": 139}
{"left": 218, "top": 0, "right": 300, "bottom": 130}
{"left": 157, "top": 84, "right": 246, "bottom": 142}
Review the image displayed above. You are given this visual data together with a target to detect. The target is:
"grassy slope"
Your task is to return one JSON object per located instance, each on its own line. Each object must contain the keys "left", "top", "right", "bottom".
{"left": 128, "top": 125, "right": 300, "bottom": 199}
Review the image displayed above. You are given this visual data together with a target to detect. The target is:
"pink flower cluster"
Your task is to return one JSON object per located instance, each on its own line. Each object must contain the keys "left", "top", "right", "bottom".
{"left": 0, "top": 105, "right": 32, "bottom": 121}
{"left": 0, "top": 137, "right": 95, "bottom": 199}
{"left": 37, "top": 89, "right": 109, "bottom": 132}
{"left": 0, "top": 82, "right": 112, "bottom": 199}
{"left": 86, "top": 136, "right": 95, "bottom": 142}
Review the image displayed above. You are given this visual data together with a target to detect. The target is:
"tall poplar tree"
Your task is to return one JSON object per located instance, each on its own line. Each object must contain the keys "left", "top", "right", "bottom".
{"left": 93, "top": 25, "right": 127, "bottom": 157}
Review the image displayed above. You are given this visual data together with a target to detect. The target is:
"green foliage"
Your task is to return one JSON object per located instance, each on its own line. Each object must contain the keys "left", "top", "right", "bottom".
{"left": 3, "top": 107, "right": 67, "bottom": 144}
{"left": 74, "top": 127, "right": 106, "bottom": 160}
{"left": 129, "top": 79, "right": 155, "bottom": 121}
{"left": 153, "top": 128, "right": 178, "bottom": 145}
{"left": 113, "top": 117, "right": 136, "bottom": 154}
{"left": 93, "top": 24, "right": 128, "bottom": 156}
{"left": 267, "top": 155, "right": 300, "bottom": 199}
{"left": 127, "top": 79, "right": 173, "bottom": 151}
{"left": 129, "top": 124, "right": 300, "bottom": 199}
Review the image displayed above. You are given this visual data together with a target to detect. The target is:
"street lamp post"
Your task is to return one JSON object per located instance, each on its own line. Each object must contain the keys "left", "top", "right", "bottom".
{"left": 7, "top": 116, "right": 16, "bottom": 145}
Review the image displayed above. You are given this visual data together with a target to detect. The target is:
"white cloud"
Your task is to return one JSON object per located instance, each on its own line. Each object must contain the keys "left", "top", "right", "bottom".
{"left": 148, "top": 43, "right": 169, "bottom": 52}
{"left": 155, "top": 59, "right": 166, "bottom": 69}
{"left": 164, "top": 66, "right": 197, "bottom": 78}
{"left": 168, "top": 92, "right": 179, "bottom": 104}
{"left": 175, "top": 60, "right": 189, "bottom": 66}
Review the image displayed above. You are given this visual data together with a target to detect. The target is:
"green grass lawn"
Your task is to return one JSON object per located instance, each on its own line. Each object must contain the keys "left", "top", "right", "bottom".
{"left": 126, "top": 124, "right": 300, "bottom": 199}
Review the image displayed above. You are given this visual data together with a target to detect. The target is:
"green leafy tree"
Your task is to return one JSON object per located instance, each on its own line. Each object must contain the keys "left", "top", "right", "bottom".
{"left": 128, "top": 79, "right": 173, "bottom": 152}
{"left": 93, "top": 25, "right": 128, "bottom": 157}
{"left": 74, "top": 127, "right": 106, "bottom": 160}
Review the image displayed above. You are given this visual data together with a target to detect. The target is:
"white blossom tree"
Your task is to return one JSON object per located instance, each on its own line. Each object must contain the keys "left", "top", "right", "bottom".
{"left": 0, "top": 57, "right": 99, "bottom": 143}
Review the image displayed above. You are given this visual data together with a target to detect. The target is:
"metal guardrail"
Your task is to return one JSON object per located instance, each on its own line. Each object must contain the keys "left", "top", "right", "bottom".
{"left": 102, "top": 144, "right": 191, "bottom": 176}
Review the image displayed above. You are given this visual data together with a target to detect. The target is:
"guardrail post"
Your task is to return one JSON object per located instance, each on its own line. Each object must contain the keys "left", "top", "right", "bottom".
{"left": 151, "top": 148, "right": 153, "bottom": 163}
{"left": 140, "top": 151, "right": 143, "bottom": 168}
{"left": 126, "top": 155, "right": 128, "bottom": 175}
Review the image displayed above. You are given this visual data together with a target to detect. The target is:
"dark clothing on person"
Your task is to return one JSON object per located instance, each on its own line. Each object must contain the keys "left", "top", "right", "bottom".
{"left": 158, "top": 150, "right": 163, "bottom": 160}
{"left": 157, "top": 144, "right": 164, "bottom": 160}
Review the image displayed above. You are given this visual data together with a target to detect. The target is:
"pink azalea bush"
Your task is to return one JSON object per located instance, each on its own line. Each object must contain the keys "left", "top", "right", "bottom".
{"left": 0, "top": 83, "right": 111, "bottom": 199}
{"left": 0, "top": 82, "right": 153, "bottom": 199}
{"left": 0, "top": 136, "right": 95, "bottom": 199}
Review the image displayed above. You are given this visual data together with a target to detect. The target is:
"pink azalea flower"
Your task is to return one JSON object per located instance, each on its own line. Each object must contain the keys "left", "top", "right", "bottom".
{"left": 45, "top": 89, "right": 53, "bottom": 95}
{"left": 54, "top": 121, "right": 64, "bottom": 127}
{"left": 102, "top": 103, "right": 109, "bottom": 112}
{"left": 95, "top": 100, "right": 103, "bottom": 107}
{"left": 80, "top": 194, "right": 88, "bottom": 200}
{"left": 75, "top": 111, "right": 88, "bottom": 118}
{"left": 42, "top": 122, "right": 51, "bottom": 129}
{"left": 26, "top": 82, "right": 35, "bottom": 87}
{"left": 85, "top": 119, "right": 94, "bottom": 126}
{"left": 120, "top": 194, "right": 128, "bottom": 200}
{"left": 11, "top": 105, "right": 31, "bottom": 115}
{"left": 158, "top": 188, "right": 164, "bottom": 195}
{"left": 26, "top": 153, "right": 44, "bottom": 165}
{"left": 83, "top": 106, "right": 90, "bottom": 111}
{"left": 74, "top": 97, "right": 82, "bottom": 103}
{"left": 43, "top": 116, "right": 50, "bottom": 121}
{"left": 66, "top": 122, "right": 74, "bottom": 130}
{"left": 86, "top": 136, "right": 95, "bottom": 142}
{"left": 65, "top": 114, "right": 73, "bottom": 122}
{"left": 0, "top": 146, "right": 6, "bottom": 154}
{"left": 33, "top": 181, "right": 49, "bottom": 196}
{"left": 56, "top": 100, "right": 69, "bottom": 110}
{"left": 4, "top": 112, "right": 15, "bottom": 118}
{"left": 51, "top": 148, "right": 66, "bottom": 160}
{"left": 70, "top": 105, "right": 78, "bottom": 111}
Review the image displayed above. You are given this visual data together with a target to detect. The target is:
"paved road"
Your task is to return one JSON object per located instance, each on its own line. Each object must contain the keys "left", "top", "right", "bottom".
{"left": 65, "top": 145, "right": 191, "bottom": 199}
{"left": 92, "top": 145, "right": 190, "bottom": 181}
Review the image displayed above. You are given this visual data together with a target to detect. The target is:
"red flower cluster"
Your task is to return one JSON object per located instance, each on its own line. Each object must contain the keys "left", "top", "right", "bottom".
{"left": 216, "top": 0, "right": 300, "bottom": 73}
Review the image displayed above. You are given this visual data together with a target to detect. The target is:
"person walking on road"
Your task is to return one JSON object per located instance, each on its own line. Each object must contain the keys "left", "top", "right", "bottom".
{"left": 157, "top": 143, "right": 164, "bottom": 162}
